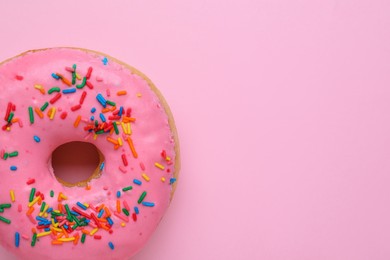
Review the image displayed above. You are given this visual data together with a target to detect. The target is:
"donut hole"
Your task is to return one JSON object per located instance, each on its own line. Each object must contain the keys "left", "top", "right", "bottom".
{"left": 51, "top": 141, "right": 104, "bottom": 186}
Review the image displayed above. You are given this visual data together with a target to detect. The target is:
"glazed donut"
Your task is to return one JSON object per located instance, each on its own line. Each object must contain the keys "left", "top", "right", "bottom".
{"left": 0, "top": 48, "right": 180, "bottom": 259}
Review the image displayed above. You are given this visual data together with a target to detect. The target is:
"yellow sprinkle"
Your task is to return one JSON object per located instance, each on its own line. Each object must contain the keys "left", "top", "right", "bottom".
{"left": 53, "top": 227, "right": 62, "bottom": 232}
{"left": 60, "top": 192, "right": 68, "bottom": 200}
{"left": 10, "top": 190, "right": 15, "bottom": 202}
{"left": 126, "top": 123, "right": 132, "bottom": 135}
{"left": 90, "top": 228, "right": 99, "bottom": 236}
{"left": 6, "top": 127, "right": 10, "bottom": 131}
{"left": 28, "top": 196, "right": 40, "bottom": 207}
{"left": 58, "top": 237, "right": 75, "bottom": 242}
{"left": 75, "top": 73, "right": 81, "bottom": 80}
{"left": 118, "top": 137, "right": 123, "bottom": 146}
{"left": 154, "top": 162, "right": 165, "bottom": 170}
{"left": 121, "top": 222, "right": 126, "bottom": 227}
{"left": 166, "top": 156, "right": 171, "bottom": 161}
{"left": 49, "top": 107, "right": 56, "bottom": 120}
{"left": 161, "top": 177, "right": 166, "bottom": 182}
{"left": 83, "top": 203, "right": 89, "bottom": 208}
{"left": 53, "top": 210, "right": 61, "bottom": 214}
{"left": 121, "top": 122, "right": 127, "bottom": 134}
{"left": 37, "top": 231, "right": 52, "bottom": 238}
{"left": 142, "top": 173, "right": 150, "bottom": 182}
{"left": 44, "top": 212, "right": 48, "bottom": 218}
{"left": 136, "top": 93, "right": 142, "bottom": 97}
{"left": 39, "top": 204, "right": 49, "bottom": 216}
{"left": 93, "top": 134, "right": 97, "bottom": 140}
{"left": 34, "top": 84, "right": 42, "bottom": 90}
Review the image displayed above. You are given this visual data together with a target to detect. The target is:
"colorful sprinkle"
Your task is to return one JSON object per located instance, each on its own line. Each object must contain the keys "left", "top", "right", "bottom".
{"left": 10, "top": 190, "right": 15, "bottom": 202}
{"left": 62, "top": 88, "right": 77, "bottom": 94}
{"left": 137, "top": 191, "right": 147, "bottom": 204}
{"left": 0, "top": 216, "right": 11, "bottom": 224}
{"left": 102, "top": 57, "right": 108, "bottom": 65}
{"left": 108, "top": 242, "right": 114, "bottom": 250}
{"left": 33, "top": 135, "right": 41, "bottom": 143}
{"left": 15, "top": 232, "right": 20, "bottom": 247}
{"left": 141, "top": 202, "right": 155, "bottom": 207}
{"left": 10, "top": 166, "right": 17, "bottom": 171}
{"left": 28, "top": 107, "right": 34, "bottom": 124}
{"left": 133, "top": 179, "right": 142, "bottom": 185}
{"left": 122, "top": 186, "right": 133, "bottom": 192}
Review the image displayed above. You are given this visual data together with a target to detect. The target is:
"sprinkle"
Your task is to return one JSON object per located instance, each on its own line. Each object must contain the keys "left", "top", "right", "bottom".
{"left": 102, "top": 57, "right": 108, "bottom": 65}
{"left": 86, "top": 81, "right": 94, "bottom": 89}
{"left": 58, "top": 237, "right": 75, "bottom": 242}
{"left": 10, "top": 166, "right": 17, "bottom": 171}
{"left": 117, "top": 90, "right": 127, "bottom": 96}
{"left": 132, "top": 213, "right": 137, "bottom": 222}
{"left": 142, "top": 174, "right": 150, "bottom": 182}
{"left": 108, "top": 241, "right": 114, "bottom": 250}
{"left": 50, "top": 190, "right": 54, "bottom": 198}
{"left": 15, "top": 232, "right": 20, "bottom": 247}
{"left": 34, "top": 107, "right": 44, "bottom": 119}
{"left": 170, "top": 178, "right": 177, "bottom": 185}
{"left": 90, "top": 107, "right": 96, "bottom": 113}
{"left": 36, "top": 231, "right": 51, "bottom": 238}
{"left": 116, "top": 200, "right": 121, "bottom": 213}
{"left": 71, "top": 104, "right": 81, "bottom": 111}
{"left": 100, "top": 162, "right": 105, "bottom": 171}
{"left": 60, "top": 112, "right": 68, "bottom": 119}
{"left": 0, "top": 216, "right": 11, "bottom": 224}
{"left": 76, "top": 202, "right": 87, "bottom": 210}
{"left": 29, "top": 188, "right": 36, "bottom": 202}
{"left": 48, "top": 87, "right": 61, "bottom": 94}
{"left": 15, "top": 75, "right": 23, "bottom": 80}
{"left": 18, "top": 204, "right": 22, "bottom": 212}
{"left": 118, "top": 137, "right": 123, "bottom": 146}
{"left": 9, "top": 151, "right": 18, "bottom": 157}
{"left": 116, "top": 191, "right": 121, "bottom": 198}
{"left": 28, "top": 107, "right": 34, "bottom": 124}
{"left": 81, "top": 233, "right": 86, "bottom": 243}
{"left": 40, "top": 102, "right": 49, "bottom": 111}
{"left": 57, "top": 74, "right": 72, "bottom": 86}
{"left": 161, "top": 177, "right": 166, "bottom": 182}
{"left": 99, "top": 113, "right": 106, "bottom": 122}
{"left": 0, "top": 204, "right": 11, "bottom": 209}
{"left": 79, "top": 91, "right": 87, "bottom": 104}
{"left": 137, "top": 191, "right": 147, "bottom": 204}
{"left": 118, "top": 166, "right": 127, "bottom": 173}
{"left": 49, "top": 93, "right": 62, "bottom": 104}
{"left": 133, "top": 179, "right": 142, "bottom": 185}
{"left": 86, "top": 67, "right": 93, "bottom": 79}
{"left": 76, "top": 77, "right": 87, "bottom": 89}
{"left": 98, "top": 209, "right": 104, "bottom": 218}
{"left": 28, "top": 196, "right": 40, "bottom": 208}
{"left": 126, "top": 137, "right": 138, "bottom": 158}
{"left": 122, "top": 186, "right": 132, "bottom": 192}
{"left": 134, "top": 207, "right": 139, "bottom": 214}
{"left": 51, "top": 73, "right": 60, "bottom": 80}
{"left": 155, "top": 162, "right": 165, "bottom": 170}
{"left": 34, "top": 84, "right": 45, "bottom": 94}
{"left": 106, "top": 100, "right": 116, "bottom": 106}
{"left": 10, "top": 190, "right": 15, "bottom": 202}
{"left": 26, "top": 178, "right": 35, "bottom": 185}
{"left": 74, "top": 115, "right": 82, "bottom": 127}
{"left": 96, "top": 94, "right": 107, "bottom": 108}
{"left": 121, "top": 154, "right": 128, "bottom": 166}
{"left": 62, "top": 88, "right": 76, "bottom": 94}
{"left": 113, "top": 122, "right": 119, "bottom": 135}
{"left": 122, "top": 208, "right": 129, "bottom": 216}
{"left": 33, "top": 136, "right": 40, "bottom": 143}
{"left": 90, "top": 228, "right": 99, "bottom": 236}
{"left": 114, "top": 212, "right": 128, "bottom": 222}
{"left": 49, "top": 107, "right": 56, "bottom": 120}
{"left": 142, "top": 202, "right": 155, "bottom": 207}
{"left": 94, "top": 235, "right": 102, "bottom": 240}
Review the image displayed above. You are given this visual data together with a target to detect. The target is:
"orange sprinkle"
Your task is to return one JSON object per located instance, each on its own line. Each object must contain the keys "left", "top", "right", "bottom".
{"left": 126, "top": 137, "right": 138, "bottom": 158}
{"left": 107, "top": 137, "right": 119, "bottom": 145}
{"left": 117, "top": 90, "right": 127, "bottom": 96}
{"left": 73, "top": 115, "right": 82, "bottom": 128}
{"left": 81, "top": 229, "right": 90, "bottom": 235}
{"left": 122, "top": 116, "right": 136, "bottom": 123}
{"left": 26, "top": 207, "right": 35, "bottom": 216}
{"left": 34, "top": 107, "right": 44, "bottom": 119}
{"left": 32, "top": 228, "right": 37, "bottom": 234}
{"left": 116, "top": 200, "right": 121, "bottom": 213}
{"left": 73, "top": 234, "right": 80, "bottom": 245}
{"left": 51, "top": 240, "right": 63, "bottom": 245}
{"left": 57, "top": 73, "right": 72, "bottom": 86}
{"left": 11, "top": 118, "right": 19, "bottom": 123}
{"left": 61, "top": 226, "right": 69, "bottom": 238}
{"left": 102, "top": 108, "right": 111, "bottom": 113}
{"left": 104, "top": 206, "right": 111, "bottom": 217}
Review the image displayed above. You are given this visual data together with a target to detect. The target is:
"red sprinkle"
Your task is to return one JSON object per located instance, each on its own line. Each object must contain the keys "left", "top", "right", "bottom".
{"left": 50, "top": 93, "right": 62, "bottom": 104}
{"left": 161, "top": 150, "right": 167, "bottom": 159}
{"left": 132, "top": 213, "right": 137, "bottom": 222}
{"left": 60, "top": 112, "right": 68, "bottom": 120}
{"left": 94, "top": 235, "right": 102, "bottom": 240}
{"left": 4, "top": 102, "right": 12, "bottom": 121}
{"left": 26, "top": 179, "right": 35, "bottom": 185}
{"left": 86, "top": 81, "right": 94, "bottom": 89}
{"left": 15, "top": 75, "right": 24, "bottom": 80}
{"left": 86, "top": 67, "right": 93, "bottom": 79}
{"left": 140, "top": 162, "right": 145, "bottom": 171}
{"left": 121, "top": 154, "right": 128, "bottom": 166}
{"left": 71, "top": 104, "right": 81, "bottom": 111}
{"left": 79, "top": 91, "right": 87, "bottom": 104}
{"left": 126, "top": 108, "right": 131, "bottom": 117}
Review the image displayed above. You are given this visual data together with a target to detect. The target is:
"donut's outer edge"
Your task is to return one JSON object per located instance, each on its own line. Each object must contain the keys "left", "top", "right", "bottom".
{"left": 0, "top": 47, "right": 181, "bottom": 201}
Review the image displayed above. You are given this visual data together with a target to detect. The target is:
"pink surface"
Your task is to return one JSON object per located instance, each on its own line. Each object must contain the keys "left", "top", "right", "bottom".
{"left": 0, "top": 0, "right": 390, "bottom": 259}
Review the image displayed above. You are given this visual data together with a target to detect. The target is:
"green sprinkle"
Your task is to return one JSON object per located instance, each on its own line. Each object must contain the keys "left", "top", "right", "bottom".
{"left": 0, "top": 204, "right": 11, "bottom": 209}
{"left": 113, "top": 122, "right": 119, "bottom": 135}
{"left": 31, "top": 233, "right": 37, "bottom": 247}
{"left": 40, "top": 202, "right": 46, "bottom": 212}
{"left": 28, "top": 107, "right": 34, "bottom": 124}
{"left": 50, "top": 190, "right": 54, "bottom": 197}
{"left": 137, "top": 191, "right": 147, "bottom": 204}
{"left": 72, "top": 215, "right": 81, "bottom": 226}
{"left": 0, "top": 216, "right": 11, "bottom": 224}
{"left": 64, "top": 204, "right": 72, "bottom": 221}
{"left": 122, "top": 186, "right": 133, "bottom": 192}
{"left": 48, "top": 87, "right": 61, "bottom": 94}
{"left": 106, "top": 100, "right": 116, "bottom": 106}
{"left": 81, "top": 233, "right": 86, "bottom": 244}
{"left": 29, "top": 188, "right": 36, "bottom": 202}
{"left": 122, "top": 208, "right": 129, "bottom": 216}
{"left": 3, "top": 153, "right": 8, "bottom": 160}
{"left": 96, "top": 130, "right": 105, "bottom": 134}
{"left": 8, "top": 151, "right": 18, "bottom": 157}
{"left": 50, "top": 211, "right": 64, "bottom": 216}
{"left": 76, "top": 77, "right": 87, "bottom": 89}
{"left": 7, "top": 112, "right": 14, "bottom": 123}
{"left": 72, "top": 64, "right": 77, "bottom": 85}
{"left": 40, "top": 102, "right": 49, "bottom": 111}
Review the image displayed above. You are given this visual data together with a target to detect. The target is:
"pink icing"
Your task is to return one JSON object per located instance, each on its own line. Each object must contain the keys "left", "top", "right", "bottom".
{"left": 0, "top": 48, "right": 177, "bottom": 259}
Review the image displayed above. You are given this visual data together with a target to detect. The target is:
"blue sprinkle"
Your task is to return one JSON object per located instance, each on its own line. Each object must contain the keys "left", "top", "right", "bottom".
{"left": 51, "top": 73, "right": 60, "bottom": 80}
{"left": 15, "top": 232, "right": 20, "bottom": 247}
{"left": 36, "top": 216, "right": 48, "bottom": 222}
{"left": 91, "top": 107, "right": 96, "bottom": 113}
{"left": 118, "top": 106, "right": 124, "bottom": 117}
{"left": 76, "top": 202, "right": 87, "bottom": 210}
{"left": 44, "top": 228, "right": 51, "bottom": 232}
{"left": 62, "top": 88, "right": 77, "bottom": 94}
{"left": 134, "top": 207, "right": 139, "bottom": 214}
{"left": 63, "top": 224, "right": 68, "bottom": 229}
{"left": 98, "top": 209, "right": 104, "bottom": 218}
{"left": 142, "top": 202, "right": 155, "bottom": 207}
{"left": 96, "top": 94, "right": 107, "bottom": 108}
{"left": 33, "top": 135, "right": 41, "bottom": 143}
{"left": 47, "top": 207, "right": 53, "bottom": 213}
{"left": 108, "top": 241, "right": 114, "bottom": 250}
{"left": 107, "top": 217, "right": 113, "bottom": 226}
{"left": 99, "top": 113, "right": 106, "bottom": 122}
{"left": 85, "top": 219, "right": 90, "bottom": 224}
{"left": 100, "top": 162, "right": 105, "bottom": 171}
{"left": 133, "top": 179, "right": 142, "bottom": 185}
{"left": 116, "top": 191, "right": 121, "bottom": 198}
{"left": 90, "top": 116, "right": 94, "bottom": 121}
{"left": 70, "top": 211, "right": 80, "bottom": 216}
{"left": 102, "top": 57, "right": 108, "bottom": 65}
{"left": 10, "top": 166, "right": 17, "bottom": 171}
{"left": 170, "top": 178, "right": 177, "bottom": 185}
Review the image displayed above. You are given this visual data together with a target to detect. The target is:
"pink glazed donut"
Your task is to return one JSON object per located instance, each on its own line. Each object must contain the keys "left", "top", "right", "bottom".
{"left": 0, "top": 48, "right": 180, "bottom": 259}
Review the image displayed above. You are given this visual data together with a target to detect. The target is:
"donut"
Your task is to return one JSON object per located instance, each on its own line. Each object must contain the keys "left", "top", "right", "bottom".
{"left": 0, "top": 48, "right": 180, "bottom": 259}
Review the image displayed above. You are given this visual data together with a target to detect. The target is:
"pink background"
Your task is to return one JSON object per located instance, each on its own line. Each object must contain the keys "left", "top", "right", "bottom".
{"left": 1, "top": 0, "right": 390, "bottom": 259}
